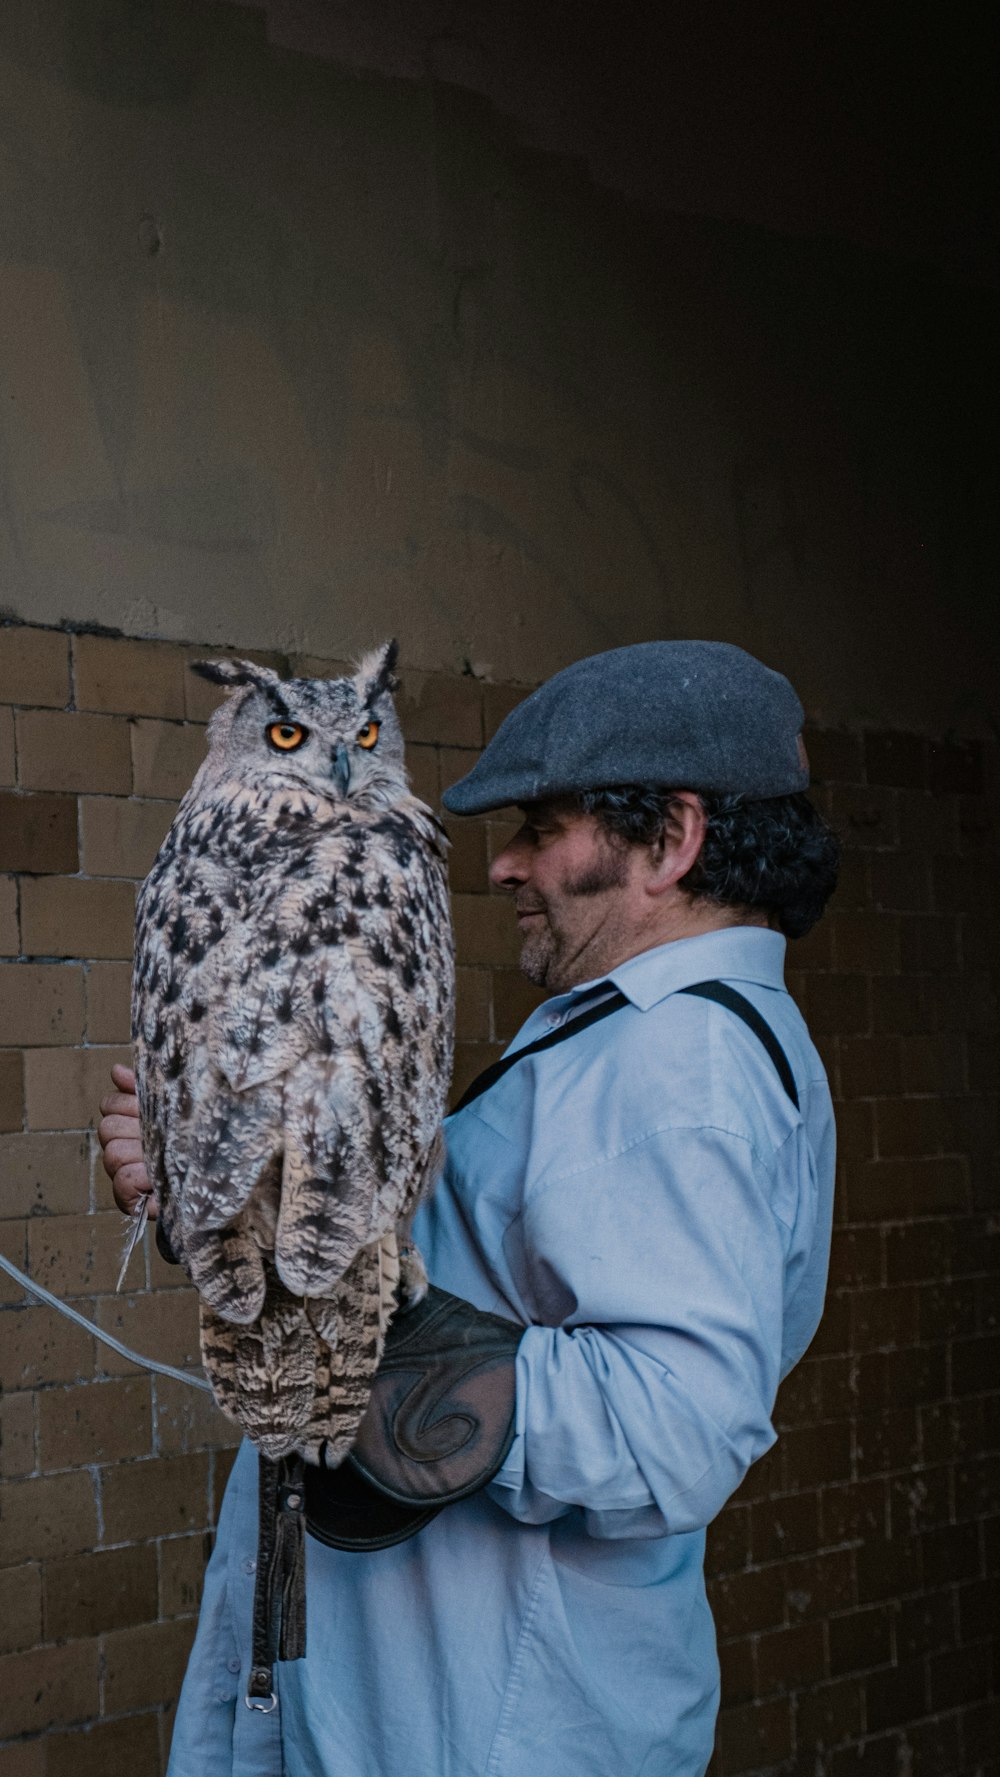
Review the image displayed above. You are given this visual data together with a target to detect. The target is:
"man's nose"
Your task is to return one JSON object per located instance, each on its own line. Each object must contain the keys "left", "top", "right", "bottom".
{"left": 489, "top": 836, "right": 529, "bottom": 890}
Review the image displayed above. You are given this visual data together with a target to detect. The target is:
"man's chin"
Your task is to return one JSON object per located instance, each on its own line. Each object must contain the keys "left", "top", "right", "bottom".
{"left": 517, "top": 932, "right": 555, "bottom": 989}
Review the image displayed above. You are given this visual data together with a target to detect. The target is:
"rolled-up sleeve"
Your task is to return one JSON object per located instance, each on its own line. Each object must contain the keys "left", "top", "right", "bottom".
{"left": 489, "top": 1121, "right": 799, "bottom": 1538}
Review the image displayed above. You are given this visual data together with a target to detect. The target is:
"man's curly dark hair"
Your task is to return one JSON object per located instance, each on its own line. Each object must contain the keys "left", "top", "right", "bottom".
{"left": 576, "top": 786, "right": 840, "bottom": 940}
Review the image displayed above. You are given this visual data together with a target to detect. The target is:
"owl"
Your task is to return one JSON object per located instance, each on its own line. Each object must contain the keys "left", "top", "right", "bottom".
{"left": 132, "top": 642, "right": 455, "bottom": 1462}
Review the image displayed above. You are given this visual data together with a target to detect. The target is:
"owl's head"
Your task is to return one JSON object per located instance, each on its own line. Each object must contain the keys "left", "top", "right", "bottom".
{"left": 192, "top": 640, "right": 408, "bottom": 809}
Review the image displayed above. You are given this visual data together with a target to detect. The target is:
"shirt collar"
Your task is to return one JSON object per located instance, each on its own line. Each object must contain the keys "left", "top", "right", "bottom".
{"left": 567, "top": 926, "right": 788, "bottom": 1013}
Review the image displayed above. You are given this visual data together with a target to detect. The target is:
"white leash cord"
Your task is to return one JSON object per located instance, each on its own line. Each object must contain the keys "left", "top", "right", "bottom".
{"left": 0, "top": 1248, "right": 214, "bottom": 1393}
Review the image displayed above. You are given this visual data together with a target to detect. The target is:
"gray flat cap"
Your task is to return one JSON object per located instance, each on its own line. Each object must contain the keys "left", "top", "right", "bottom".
{"left": 442, "top": 641, "right": 808, "bottom": 815}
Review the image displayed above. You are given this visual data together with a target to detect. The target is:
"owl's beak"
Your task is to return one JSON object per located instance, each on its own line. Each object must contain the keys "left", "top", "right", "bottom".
{"left": 332, "top": 745, "right": 351, "bottom": 796}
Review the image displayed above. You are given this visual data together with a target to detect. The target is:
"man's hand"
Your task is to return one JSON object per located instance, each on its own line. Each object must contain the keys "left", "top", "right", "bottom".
{"left": 98, "top": 1063, "right": 157, "bottom": 1219}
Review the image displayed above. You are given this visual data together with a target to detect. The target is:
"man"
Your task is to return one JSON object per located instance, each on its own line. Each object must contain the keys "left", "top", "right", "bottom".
{"left": 100, "top": 640, "right": 838, "bottom": 1777}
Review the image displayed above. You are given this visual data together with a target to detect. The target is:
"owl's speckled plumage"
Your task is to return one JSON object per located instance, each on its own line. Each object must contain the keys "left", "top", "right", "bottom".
{"left": 132, "top": 644, "right": 455, "bottom": 1461}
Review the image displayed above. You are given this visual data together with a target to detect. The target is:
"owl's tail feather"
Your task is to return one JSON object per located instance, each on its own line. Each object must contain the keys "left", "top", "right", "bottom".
{"left": 200, "top": 1275, "right": 316, "bottom": 1460}
{"left": 186, "top": 1218, "right": 267, "bottom": 1325}
{"left": 296, "top": 1242, "right": 388, "bottom": 1465}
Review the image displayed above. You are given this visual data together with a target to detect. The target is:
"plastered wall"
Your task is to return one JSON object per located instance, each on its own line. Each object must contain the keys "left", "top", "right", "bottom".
{"left": 1, "top": 0, "right": 997, "bottom": 730}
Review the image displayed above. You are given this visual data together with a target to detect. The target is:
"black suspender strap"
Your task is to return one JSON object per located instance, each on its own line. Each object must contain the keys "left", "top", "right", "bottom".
{"left": 451, "top": 985, "right": 630, "bottom": 1114}
{"left": 678, "top": 980, "right": 799, "bottom": 1110}
{"left": 451, "top": 976, "right": 799, "bottom": 1114}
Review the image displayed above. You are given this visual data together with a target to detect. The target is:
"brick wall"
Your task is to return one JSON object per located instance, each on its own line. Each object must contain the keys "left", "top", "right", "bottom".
{"left": 1, "top": 620, "right": 997, "bottom": 1774}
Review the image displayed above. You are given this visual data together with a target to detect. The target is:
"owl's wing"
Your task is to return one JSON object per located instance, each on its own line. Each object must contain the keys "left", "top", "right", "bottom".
{"left": 149, "top": 802, "right": 453, "bottom": 1316}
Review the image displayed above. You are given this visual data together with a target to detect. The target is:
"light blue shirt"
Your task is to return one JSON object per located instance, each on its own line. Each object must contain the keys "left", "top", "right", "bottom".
{"left": 167, "top": 927, "right": 834, "bottom": 1777}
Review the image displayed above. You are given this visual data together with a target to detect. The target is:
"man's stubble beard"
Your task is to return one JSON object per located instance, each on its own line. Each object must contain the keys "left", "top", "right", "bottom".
{"left": 516, "top": 843, "right": 629, "bottom": 991}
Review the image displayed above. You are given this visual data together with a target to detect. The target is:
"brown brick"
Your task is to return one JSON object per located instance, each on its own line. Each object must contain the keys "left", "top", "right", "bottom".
{"left": 83, "top": 961, "right": 131, "bottom": 1042}
{"left": 864, "top": 731, "right": 927, "bottom": 789}
{"left": 102, "top": 1613, "right": 195, "bottom": 1712}
{"left": 829, "top": 783, "right": 899, "bottom": 849}
{"left": 828, "top": 1735, "right": 900, "bottom": 1777}
{"left": 831, "top": 849, "right": 869, "bottom": 910}
{"left": 851, "top": 1157, "right": 969, "bottom": 1223}
{"left": 16, "top": 710, "right": 130, "bottom": 795}
{"left": 95, "top": 1289, "right": 201, "bottom": 1378}
{"left": 73, "top": 632, "right": 187, "bottom": 718}
{"left": 0, "top": 792, "right": 78, "bottom": 874}
{"left": 828, "top": 1605, "right": 893, "bottom": 1676}
{"left": 869, "top": 850, "right": 932, "bottom": 912}
{"left": 958, "top": 1575, "right": 994, "bottom": 1644}
{"left": 932, "top": 851, "right": 991, "bottom": 914}
{"left": 154, "top": 1373, "right": 239, "bottom": 1456}
{"left": 922, "top": 1520, "right": 981, "bottom": 1591}
{"left": 928, "top": 737, "right": 983, "bottom": 796}
{"left": 790, "top": 915, "right": 833, "bottom": 972}
{"left": 716, "top": 1693, "right": 793, "bottom": 1768}
{"left": 406, "top": 744, "right": 439, "bottom": 807}
{"left": 452, "top": 894, "right": 520, "bottom": 968}
{"left": 0, "top": 1304, "right": 94, "bottom": 1388}
{"left": 483, "top": 682, "right": 529, "bottom": 742}
{"left": 398, "top": 670, "right": 482, "bottom": 748}
{"left": 706, "top": 1500, "right": 749, "bottom": 1576}
{"left": 0, "top": 1563, "right": 41, "bottom": 1654}
{"left": 79, "top": 794, "right": 175, "bottom": 879}
{"left": 754, "top": 1619, "right": 827, "bottom": 1694}
{"left": 952, "top": 1331, "right": 1000, "bottom": 1397}
{"left": 709, "top": 1563, "right": 786, "bottom": 1637}
{"left": 898, "top": 1032, "right": 967, "bottom": 1096}
{"left": 865, "top": 1657, "right": 928, "bottom": 1733}
{"left": 44, "top": 1713, "right": 161, "bottom": 1777}
{"left": 23, "top": 1046, "right": 131, "bottom": 1129}
{"left": 750, "top": 1491, "right": 820, "bottom": 1565}
{"left": 159, "top": 1531, "right": 210, "bottom": 1617}
{"left": 439, "top": 747, "right": 481, "bottom": 806}
{"left": 0, "top": 1638, "right": 99, "bottom": 1739}
{"left": 800, "top": 972, "right": 870, "bottom": 1035}
{"left": 784, "top": 1548, "right": 856, "bottom": 1621}
{"left": 0, "top": 627, "right": 71, "bottom": 709}
{"left": 19, "top": 876, "right": 135, "bottom": 961}
{"left": 807, "top": 1685, "right": 878, "bottom": 1761}
{"left": 853, "top": 1408, "right": 921, "bottom": 1480}
{"left": 899, "top": 913, "right": 960, "bottom": 973}
{"left": 803, "top": 726, "right": 863, "bottom": 784}
{"left": 0, "top": 1469, "right": 97, "bottom": 1563}
{"left": 0, "top": 1131, "right": 90, "bottom": 1218}
{"left": 828, "top": 1229, "right": 884, "bottom": 1292}
{"left": 0, "top": 875, "right": 17, "bottom": 956}
{"left": 838, "top": 1035, "right": 901, "bottom": 1099}
{"left": 782, "top": 1421, "right": 852, "bottom": 1489}
{"left": 0, "top": 963, "right": 85, "bottom": 1046}
{"left": 716, "top": 1632, "right": 756, "bottom": 1705}
{"left": 454, "top": 967, "right": 491, "bottom": 1043}
{"left": 833, "top": 911, "right": 900, "bottom": 973}
{"left": 443, "top": 819, "right": 489, "bottom": 893}
{"left": 37, "top": 1376, "right": 152, "bottom": 1468}
{"left": 822, "top": 1479, "right": 888, "bottom": 1546}
{"left": 874, "top": 1094, "right": 955, "bottom": 1159}
{"left": 0, "top": 706, "right": 14, "bottom": 786}
{"left": 491, "top": 968, "right": 546, "bottom": 1041}
{"left": 0, "top": 1390, "right": 35, "bottom": 1478}
{"left": 44, "top": 1542, "right": 157, "bottom": 1640}
{"left": 897, "top": 785, "right": 959, "bottom": 853}
{"left": 25, "top": 1208, "right": 125, "bottom": 1293}
{"left": 0, "top": 1049, "right": 22, "bottom": 1130}
{"left": 849, "top": 1285, "right": 918, "bottom": 1353}
{"left": 129, "top": 719, "right": 206, "bottom": 799}
{"left": 100, "top": 1452, "right": 210, "bottom": 1546}
{"left": 856, "top": 1346, "right": 947, "bottom": 1412}
{"left": 917, "top": 1278, "right": 976, "bottom": 1341}
{"left": 449, "top": 1042, "right": 504, "bottom": 1106}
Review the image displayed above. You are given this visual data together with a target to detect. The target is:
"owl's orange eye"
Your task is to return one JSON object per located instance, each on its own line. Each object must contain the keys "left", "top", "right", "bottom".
{"left": 267, "top": 721, "right": 308, "bottom": 752}
{"left": 357, "top": 721, "right": 380, "bottom": 750}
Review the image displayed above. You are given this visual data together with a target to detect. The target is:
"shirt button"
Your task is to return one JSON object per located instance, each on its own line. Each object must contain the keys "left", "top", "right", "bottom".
{"left": 228, "top": 1657, "right": 241, "bottom": 1674}
{"left": 546, "top": 1012, "right": 562, "bottom": 1029}
{"left": 242, "top": 1557, "right": 257, "bottom": 1575}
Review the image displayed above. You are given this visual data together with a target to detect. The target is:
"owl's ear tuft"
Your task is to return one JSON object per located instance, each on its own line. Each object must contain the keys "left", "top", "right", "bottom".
{"left": 357, "top": 639, "right": 400, "bottom": 703}
{"left": 190, "top": 659, "right": 280, "bottom": 690}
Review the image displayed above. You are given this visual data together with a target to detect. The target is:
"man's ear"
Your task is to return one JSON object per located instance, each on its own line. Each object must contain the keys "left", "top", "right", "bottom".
{"left": 645, "top": 793, "right": 707, "bottom": 895}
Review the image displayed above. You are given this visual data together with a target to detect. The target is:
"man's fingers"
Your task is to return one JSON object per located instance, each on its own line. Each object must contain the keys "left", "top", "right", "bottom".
{"left": 99, "top": 1091, "right": 139, "bottom": 1119}
{"left": 112, "top": 1164, "right": 157, "bottom": 1219}
{"left": 101, "top": 1135, "right": 145, "bottom": 1175}
{"left": 110, "top": 1062, "right": 137, "bottom": 1092}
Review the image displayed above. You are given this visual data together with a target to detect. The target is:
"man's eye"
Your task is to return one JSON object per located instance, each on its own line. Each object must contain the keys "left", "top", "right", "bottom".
{"left": 267, "top": 722, "right": 308, "bottom": 751}
{"left": 357, "top": 721, "right": 380, "bottom": 750}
